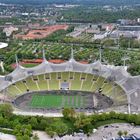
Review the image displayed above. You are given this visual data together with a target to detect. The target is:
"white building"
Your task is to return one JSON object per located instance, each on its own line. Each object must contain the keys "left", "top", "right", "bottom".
{"left": 67, "top": 25, "right": 88, "bottom": 38}
{"left": 110, "top": 30, "right": 140, "bottom": 39}
{"left": 3, "top": 26, "right": 18, "bottom": 37}
{"left": 93, "top": 32, "right": 108, "bottom": 40}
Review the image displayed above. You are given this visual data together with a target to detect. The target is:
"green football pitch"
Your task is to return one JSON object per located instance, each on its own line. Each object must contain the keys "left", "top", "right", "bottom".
{"left": 29, "top": 94, "right": 85, "bottom": 108}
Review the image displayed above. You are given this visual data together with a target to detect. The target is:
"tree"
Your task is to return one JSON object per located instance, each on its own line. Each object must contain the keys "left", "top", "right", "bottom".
{"left": 127, "top": 64, "right": 140, "bottom": 76}
{"left": 22, "top": 135, "right": 30, "bottom": 140}
{"left": 29, "top": 117, "right": 38, "bottom": 129}
{"left": 39, "top": 119, "right": 48, "bottom": 130}
{"left": 74, "top": 114, "right": 91, "bottom": 129}
{"left": 124, "top": 131, "right": 128, "bottom": 136}
{"left": 12, "top": 119, "right": 20, "bottom": 128}
{"left": 109, "top": 111, "right": 117, "bottom": 119}
{"left": 46, "top": 121, "right": 68, "bottom": 137}
{"left": 134, "top": 115, "right": 140, "bottom": 125}
{"left": 16, "top": 136, "right": 24, "bottom": 140}
{"left": 46, "top": 130, "right": 56, "bottom": 138}
{"left": 118, "top": 130, "right": 123, "bottom": 137}
{"left": 32, "top": 133, "right": 39, "bottom": 140}
{"left": 14, "top": 124, "right": 32, "bottom": 139}
{"left": 0, "top": 104, "right": 13, "bottom": 118}
{"left": 52, "top": 122, "right": 68, "bottom": 136}
{"left": 16, "top": 134, "right": 30, "bottom": 140}
{"left": 102, "top": 39, "right": 115, "bottom": 47}
{"left": 62, "top": 108, "right": 76, "bottom": 121}
{"left": 73, "top": 113, "right": 92, "bottom": 134}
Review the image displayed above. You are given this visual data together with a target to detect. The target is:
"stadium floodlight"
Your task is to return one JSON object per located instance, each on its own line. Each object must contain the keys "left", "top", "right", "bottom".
{"left": 99, "top": 46, "right": 101, "bottom": 62}
{"left": 121, "top": 56, "right": 130, "bottom": 67}
{"left": 98, "top": 46, "right": 103, "bottom": 63}
{"left": 127, "top": 94, "right": 131, "bottom": 114}
{"left": 42, "top": 48, "right": 46, "bottom": 61}
{"left": 71, "top": 47, "right": 74, "bottom": 59}
{"left": 0, "top": 60, "right": 4, "bottom": 73}
{"left": 15, "top": 54, "right": 19, "bottom": 67}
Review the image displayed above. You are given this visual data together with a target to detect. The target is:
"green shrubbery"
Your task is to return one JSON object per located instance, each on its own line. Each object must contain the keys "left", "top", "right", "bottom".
{"left": 1, "top": 36, "right": 140, "bottom": 76}
{"left": 1, "top": 104, "right": 140, "bottom": 139}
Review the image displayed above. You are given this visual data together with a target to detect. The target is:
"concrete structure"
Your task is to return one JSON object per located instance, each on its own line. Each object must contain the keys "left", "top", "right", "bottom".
{"left": 67, "top": 24, "right": 101, "bottom": 38}
{"left": 0, "top": 49, "right": 140, "bottom": 114}
{"left": 117, "top": 19, "right": 135, "bottom": 25}
{"left": 67, "top": 25, "right": 88, "bottom": 37}
{"left": 119, "top": 26, "right": 140, "bottom": 31}
{"left": 3, "top": 26, "right": 18, "bottom": 37}
{"left": 110, "top": 30, "right": 140, "bottom": 39}
{"left": 93, "top": 32, "right": 108, "bottom": 40}
{"left": 0, "top": 42, "right": 8, "bottom": 49}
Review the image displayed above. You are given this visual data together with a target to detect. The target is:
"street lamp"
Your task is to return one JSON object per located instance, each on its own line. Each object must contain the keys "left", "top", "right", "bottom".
{"left": 99, "top": 45, "right": 104, "bottom": 63}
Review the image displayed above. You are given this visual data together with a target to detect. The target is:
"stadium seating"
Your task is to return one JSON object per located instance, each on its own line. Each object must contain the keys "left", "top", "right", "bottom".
{"left": 37, "top": 74, "right": 48, "bottom": 90}
{"left": 49, "top": 73, "right": 59, "bottom": 90}
{"left": 16, "top": 81, "right": 27, "bottom": 93}
{"left": 5, "top": 72, "right": 127, "bottom": 105}
{"left": 26, "top": 77, "right": 38, "bottom": 91}
{"left": 70, "top": 72, "right": 81, "bottom": 90}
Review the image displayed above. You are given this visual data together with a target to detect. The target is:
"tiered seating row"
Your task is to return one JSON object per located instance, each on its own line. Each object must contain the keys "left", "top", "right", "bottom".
{"left": 5, "top": 72, "right": 127, "bottom": 105}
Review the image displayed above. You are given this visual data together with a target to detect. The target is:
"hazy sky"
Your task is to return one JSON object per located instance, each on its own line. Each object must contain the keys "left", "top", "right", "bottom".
{"left": 0, "top": 0, "right": 139, "bottom": 5}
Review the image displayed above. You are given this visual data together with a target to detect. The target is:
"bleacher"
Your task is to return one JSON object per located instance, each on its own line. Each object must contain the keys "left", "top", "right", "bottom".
{"left": 37, "top": 74, "right": 48, "bottom": 90}
{"left": 5, "top": 72, "right": 127, "bottom": 105}
{"left": 70, "top": 72, "right": 81, "bottom": 90}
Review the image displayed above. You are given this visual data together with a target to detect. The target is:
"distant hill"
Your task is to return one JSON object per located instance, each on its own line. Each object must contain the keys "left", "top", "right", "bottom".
{"left": 0, "top": 0, "right": 140, "bottom": 5}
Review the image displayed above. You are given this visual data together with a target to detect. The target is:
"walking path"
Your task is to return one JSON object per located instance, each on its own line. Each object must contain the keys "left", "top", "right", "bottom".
{"left": 13, "top": 110, "right": 63, "bottom": 117}
{"left": 13, "top": 110, "right": 93, "bottom": 117}
{"left": 0, "top": 132, "right": 16, "bottom": 140}
{"left": 92, "top": 123, "right": 140, "bottom": 140}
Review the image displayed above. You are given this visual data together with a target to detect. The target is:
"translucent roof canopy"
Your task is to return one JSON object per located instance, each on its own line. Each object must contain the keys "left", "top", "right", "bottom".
{"left": 1, "top": 53, "right": 140, "bottom": 111}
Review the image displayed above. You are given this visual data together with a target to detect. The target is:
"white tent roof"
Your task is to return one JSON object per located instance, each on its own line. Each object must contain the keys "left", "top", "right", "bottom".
{"left": 1, "top": 55, "right": 140, "bottom": 111}
{"left": 0, "top": 57, "right": 137, "bottom": 93}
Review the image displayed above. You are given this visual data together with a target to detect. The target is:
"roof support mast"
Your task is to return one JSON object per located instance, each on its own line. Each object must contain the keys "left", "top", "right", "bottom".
{"left": 99, "top": 46, "right": 102, "bottom": 63}
{"left": 71, "top": 47, "right": 74, "bottom": 60}
{"left": 15, "top": 54, "right": 19, "bottom": 67}
{"left": 121, "top": 56, "right": 130, "bottom": 67}
{"left": 42, "top": 48, "right": 46, "bottom": 61}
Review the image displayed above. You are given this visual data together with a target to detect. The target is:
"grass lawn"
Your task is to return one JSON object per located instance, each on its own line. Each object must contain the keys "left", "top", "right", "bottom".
{"left": 22, "top": 63, "right": 39, "bottom": 68}
{"left": 29, "top": 94, "right": 84, "bottom": 109}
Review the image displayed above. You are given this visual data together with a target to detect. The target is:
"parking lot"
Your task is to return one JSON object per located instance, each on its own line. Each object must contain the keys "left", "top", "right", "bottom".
{"left": 92, "top": 123, "right": 140, "bottom": 140}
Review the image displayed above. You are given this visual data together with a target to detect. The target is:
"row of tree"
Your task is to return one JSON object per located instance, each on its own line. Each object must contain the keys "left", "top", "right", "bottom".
{"left": 61, "top": 6, "right": 140, "bottom": 23}
{"left": 1, "top": 104, "right": 140, "bottom": 139}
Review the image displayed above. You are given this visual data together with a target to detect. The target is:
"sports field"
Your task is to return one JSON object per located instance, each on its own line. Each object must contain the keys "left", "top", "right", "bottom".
{"left": 29, "top": 94, "right": 85, "bottom": 109}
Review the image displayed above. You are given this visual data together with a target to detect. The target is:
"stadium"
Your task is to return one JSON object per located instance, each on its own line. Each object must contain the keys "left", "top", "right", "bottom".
{"left": 0, "top": 49, "right": 140, "bottom": 115}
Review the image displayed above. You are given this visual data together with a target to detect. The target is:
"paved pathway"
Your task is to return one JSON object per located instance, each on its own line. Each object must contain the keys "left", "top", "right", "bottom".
{"left": 13, "top": 110, "right": 93, "bottom": 117}
{"left": 13, "top": 110, "right": 63, "bottom": 117}
{"left": 0, "top": 132, "right": 16, "bottom": 140}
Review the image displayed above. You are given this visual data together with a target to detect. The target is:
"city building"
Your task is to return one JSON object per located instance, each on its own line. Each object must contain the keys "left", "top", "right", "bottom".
{"left": 110, "top": 30, "right": 138, "bottom": 39}
{"left": 93, "top": 32, "right": 108, "bottom": 40}
{"left": 119, "top": 26, "right": 140, "bottom": 31}
{"left": 3, "top": 26, "right": 18, "bottom": 37}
